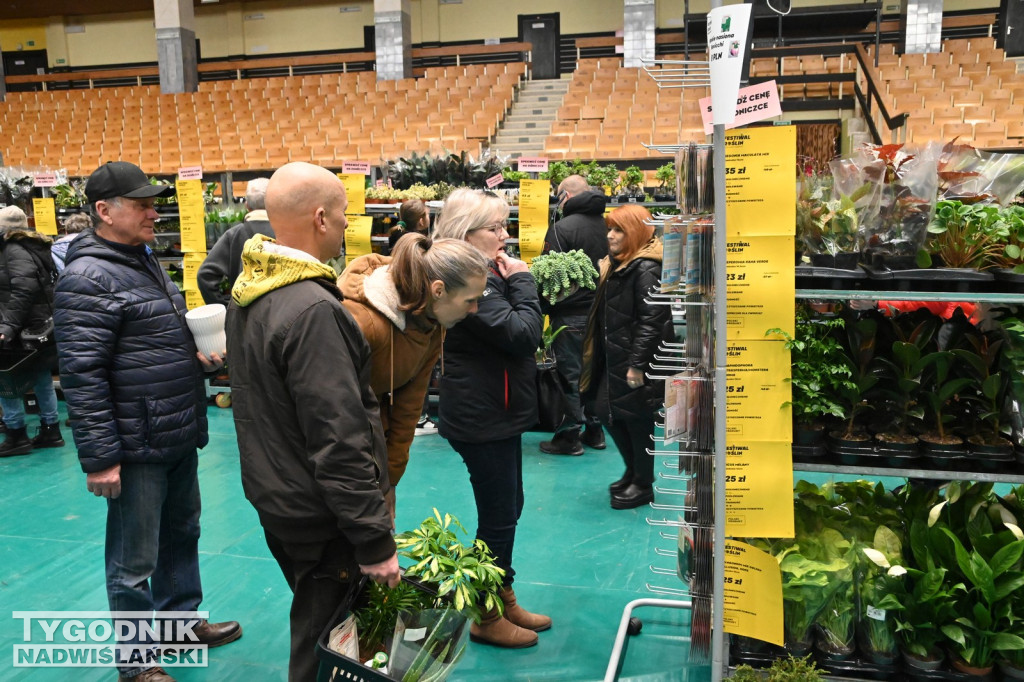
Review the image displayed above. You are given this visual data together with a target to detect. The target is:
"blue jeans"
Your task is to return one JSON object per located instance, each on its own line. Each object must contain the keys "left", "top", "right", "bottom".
{"left": 106, "top": 454, "right": 203, "bottom": 677}
{"left": 0, "top": 365, "right": 59, "bottom": 429}
{"left": 550, "top": 313, "right": 600, "bottom": 437}
{"left": 449, "top": 435, "right": 524, "bottom": 587}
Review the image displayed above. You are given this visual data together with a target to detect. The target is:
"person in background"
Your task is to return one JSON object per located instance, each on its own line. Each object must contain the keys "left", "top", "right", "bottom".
{"left": 538, "top": 174, "right": 609, "bottom": 456}
{"left": 580, "top": 204, "right": 674, "bottom": 510}
{"left": 0, "top": 205, "right": 64, "bottom": 456}
{"left": 433, "top": 188, "right": 548, "bottom": 649}
{"left": 51, "top": 212, "right": 93, "bottom": 274}
{"left": 225, "top": 162, "right": 400, "bottom": 682}
{"left": 54, "top": 162, "right": 240, "bottom": 682}
{"left": 386, "top": 198, "right": 431, "bottom": 253}
{"left": 196, "top": 178, "right": 273, "bottom": 306}
{"left": 338, "top": 235, "right": 488, "bottom": 522}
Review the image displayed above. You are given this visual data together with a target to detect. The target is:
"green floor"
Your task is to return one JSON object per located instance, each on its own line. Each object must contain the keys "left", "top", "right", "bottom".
{"left": 0, "top": 402, "right": 711, "bottom": 681}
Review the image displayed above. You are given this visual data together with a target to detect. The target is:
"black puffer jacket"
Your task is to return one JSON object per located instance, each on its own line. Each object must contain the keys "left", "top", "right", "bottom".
{"left": 0, "top": 229, "right": 55, "bottom": 340}
{"left": 439, "top": 266, "right": 543, "bottom": 443}
{"left": 580, "top": 238, "right": 674, "bottom": 422}
{"left": 54, "top": 230, "right": 208, "bottom": 474}
{"left": 542, "top": 191, "right": 609, "bottom": 316}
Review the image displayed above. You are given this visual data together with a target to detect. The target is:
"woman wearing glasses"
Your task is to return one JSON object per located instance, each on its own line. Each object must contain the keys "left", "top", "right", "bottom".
{"left": 433, "top": 188, "right": 547, "bottom": 649}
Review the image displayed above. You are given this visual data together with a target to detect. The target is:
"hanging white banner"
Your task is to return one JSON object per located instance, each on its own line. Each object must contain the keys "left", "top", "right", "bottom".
{"left": 706, "top": 3, "right": 752, "bottom": 125}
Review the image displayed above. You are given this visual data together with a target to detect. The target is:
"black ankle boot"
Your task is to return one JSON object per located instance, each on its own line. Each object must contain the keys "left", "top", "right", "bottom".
{"left": 611, "top": 483, "right": 654, "bottom": 510}
{"left": 609, "top": 472, "right": 632, "bottom": 495}
{"left": 0, "top": 427, "right": 33, "bottom": 457}
{"left": 539, "top": 430, "right": 584, "bottom": 456}
{"left": 581, "top": 425, "right": 606, "bottom": 450}
{"left": 32, "top": 422, "right": 65, "bottom": 449}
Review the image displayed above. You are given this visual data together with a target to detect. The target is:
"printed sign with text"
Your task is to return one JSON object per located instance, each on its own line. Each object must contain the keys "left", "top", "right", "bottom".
{"left": 699, "top": 80, "right": 782, "bottom": 134}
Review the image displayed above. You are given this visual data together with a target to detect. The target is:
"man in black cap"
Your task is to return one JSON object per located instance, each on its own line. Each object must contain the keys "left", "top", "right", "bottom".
{"left": 53, "top": 162, "right": 241, "bottom": 682}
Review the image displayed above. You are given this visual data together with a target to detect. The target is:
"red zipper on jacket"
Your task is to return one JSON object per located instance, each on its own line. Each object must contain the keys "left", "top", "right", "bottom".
{"left": 504, "top": 369, "right": 510, "bottom": 410}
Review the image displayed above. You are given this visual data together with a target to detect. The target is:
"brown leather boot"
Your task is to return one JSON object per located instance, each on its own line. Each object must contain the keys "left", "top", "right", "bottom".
{"left": 469, "top": 606, "right": 538, "bottom": 648}
{"left": 500, "top": 587, "right": 552, "bottom": 632}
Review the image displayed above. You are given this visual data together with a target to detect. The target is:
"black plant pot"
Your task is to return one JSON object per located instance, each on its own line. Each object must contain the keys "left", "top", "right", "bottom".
{"left": 653, "top": 193, "right": 675, "bottom": 202}
{"left": 826, "top": 430, "right": 874, "bottom": 463}
{"left": 810, "top": 252, "right": 861, "bottom": 270}
{"left": 794, "top": 423, "right": 826, "bottom": 446}
{"left": 902, "top": 648, "right": 945, "bottom": 672}
{"left": 870, "top": 252, "right": 918, "bottom": 271}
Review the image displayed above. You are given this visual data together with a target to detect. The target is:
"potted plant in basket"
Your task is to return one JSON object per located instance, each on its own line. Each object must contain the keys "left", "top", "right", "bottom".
{"left": 528, "top": 249, "right": 600, "bottom": 306}
{"left": 354, "top": 509, "right": 504, "bottom": 680}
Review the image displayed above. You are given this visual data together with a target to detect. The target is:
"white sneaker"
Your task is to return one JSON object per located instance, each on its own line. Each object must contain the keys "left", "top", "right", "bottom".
{"left": 415, "top": 417, "right": 438, "bottom": 436}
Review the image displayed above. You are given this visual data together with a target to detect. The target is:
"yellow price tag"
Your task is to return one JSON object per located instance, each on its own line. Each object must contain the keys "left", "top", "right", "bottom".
{"left": 182, "top": 252, "right": 205, "bottom": 291}
{"left": 726, "top": 235, "right": 794, "bottom": 339}
{"left": 185, "top": 289, "right": 205, "bottom": 310}
{"left": 344, "top": 215, "right": 373, "bottom": 267}
{"left": 725, "top": 126, "right": 796, "bottom": 237}
{"left": 723, "top": 540, "right": 784, "bottom": 647}
{"left": 176, "top": 179, "right": 206, "bottom": 252}
{"left": 32, "top": 198, "right": 58, "bottom": 236}
{"left": 338, "top": 174, "right": 366, "bottom": 216}
{"left": 726, "top": 339, "right": 791, "bottom": 441}
{"left": 518, "top": 179, "right": 550, "bottom": 264}
{"left": 726, "top": 441, "right": 794, "bottom": 538}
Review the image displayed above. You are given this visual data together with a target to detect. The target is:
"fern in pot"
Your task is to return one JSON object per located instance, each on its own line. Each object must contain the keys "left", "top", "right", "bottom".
{"left": 529, "top": 249, "right": 599, "bottom": 306}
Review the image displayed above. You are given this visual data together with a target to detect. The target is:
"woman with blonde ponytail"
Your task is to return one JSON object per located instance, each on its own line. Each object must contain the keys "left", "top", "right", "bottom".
{"left": 337, "top": 234, "right": 488, "bottom": 518}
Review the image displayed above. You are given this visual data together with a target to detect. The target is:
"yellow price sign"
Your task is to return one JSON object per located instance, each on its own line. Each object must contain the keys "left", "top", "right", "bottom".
{"left": 726, "top": 235, "right": 794, "bottom": 339}
{"left": 724, "top": 126, "right": 795, "bottom": 237}
{"left": 182, "top": 252, "right": 205, "bottom": 292}
{"left": 32, "top": 198, "right": 58, "bottom": 236}
{"left": 338, "top": 174, "right": 366, "bottom": 216}
{"left": 726, "top": 339, "right": 791, "bottom": 441}
{"left": 725, "top": 441, "right": 794, "bottom": 538}
{"left": 176, "top": 179, "right": 206, "bottom": 252}
{"left": 723, "top": 540, "right": 784, "bottom": 647}
{"left": 345, "top": 215, "right": 373, "bottom": 267}
{"left": 185, "top": 289, "right": 205, "bottom": 310}
{"left": 518, "top": 179, "right": 550, "bottom": 264}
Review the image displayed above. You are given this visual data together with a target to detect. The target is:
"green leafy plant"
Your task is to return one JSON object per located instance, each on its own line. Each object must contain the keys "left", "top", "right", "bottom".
{"left": 501, "top": 168, "right": 529, "bottom": 183}
{"left": 836, "top": 316, "right": 880, "bottom": 439}
{"left": 858, "top": 525, "right": 904, "bottom": 658}
{"left": 938, "top": 527, "right": 1024, "bottom": 668}
{"left": 622, "top": 165, "right": 644, "bottom": 196}
{"left": 394, "top": 509, "right": 505, "bottom": 624}
{"left": 767, "top": 313, "right": 855, "bottom": 428}
{"left": 952, "top": 333, "right": 1011, "bottom": 444}
{"left": 52, "top": 182, "right": 85, "bottom": 208}
{"left": 529, "top": 249, "right": 599, "bottom": 305}
{"left": 356, "top": 580, "right": 434, "bottom": 655}
{"left": 654, "top": 163, "right": 676, "bottom": 193}
{"left": 539, "top": 161, "right": 571, "bottom": 187}
{"left": 874, "top": 316, "right": 938, "bottom": 440}
{"left": 536, "top": 324, "right": 567, "bottom": 365}
{"left": 731, "top": 654, "right": 825, "bottom": 681}
{"left": 919, "top": 350, "right": 973, "bottom": 443}
{"left": 921, "top": 200, "right": 1007, "bottom": 270}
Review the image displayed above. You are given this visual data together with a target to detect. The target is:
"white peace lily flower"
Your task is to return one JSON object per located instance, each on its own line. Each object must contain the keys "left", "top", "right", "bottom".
{"left": 862, "top": 547, "right": 891, "bottom": 568}
{"left": 887, "top": 565, "right": 908, "bottom": 577}
{"left": 1006, "top": 523, "right": 1024, "bottom": 541}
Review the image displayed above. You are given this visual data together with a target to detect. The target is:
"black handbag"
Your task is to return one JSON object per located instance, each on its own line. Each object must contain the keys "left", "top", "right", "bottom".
{"left": 534, "top": 361, "right": 569, "bottom": 432}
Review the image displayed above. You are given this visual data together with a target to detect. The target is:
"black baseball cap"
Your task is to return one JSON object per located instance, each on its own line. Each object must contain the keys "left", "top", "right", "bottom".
{"left": 85, "top": 161, "right": 176, "bottom": 203}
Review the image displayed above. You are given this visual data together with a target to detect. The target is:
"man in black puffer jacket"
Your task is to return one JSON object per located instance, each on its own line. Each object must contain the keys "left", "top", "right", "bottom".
{"left": 55, "top": 162, "right": 240, "bottom": 682}
{"left": 538, "top": 175, "right": 608, "bottom": 456}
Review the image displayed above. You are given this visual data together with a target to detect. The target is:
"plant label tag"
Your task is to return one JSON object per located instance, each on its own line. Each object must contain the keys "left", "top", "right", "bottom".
{"left": 33, "top": 172, "right": 58, "bottom": 187}
{"left": 403, "top": 627, "right": 427, "bottom": 642}
{"left": 178, "top": 166, "right": 203, "bottom": 181}
{"left": 342, "top": 161, "right": 371, "bottom": 175}
{"left": 866, "top": 605, "right": 886, "bottom": 621}
{"left": 486, "top": 173, "right": 504, "bottom": 188}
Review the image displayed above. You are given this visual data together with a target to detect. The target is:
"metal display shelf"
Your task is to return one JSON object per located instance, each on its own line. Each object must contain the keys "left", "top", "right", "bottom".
{"left": 793, "top": 462, "right": 1024, "bottom": 484}
{"left": 796, "top": 288, "right": 1024, "bottom": 303}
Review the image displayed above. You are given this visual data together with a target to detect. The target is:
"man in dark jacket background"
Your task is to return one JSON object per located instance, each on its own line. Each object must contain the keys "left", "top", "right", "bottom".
{"left": 54, "top": 161, "right": 240, "bottom": 682}
{"left": 538, "top": 174, "right": 608, "bottom": 456}
{"left": 196, "top": 177, "right": 273, "bottom": 306}
{"left": 226, "top": 162, "right": 400, "bottom": 682}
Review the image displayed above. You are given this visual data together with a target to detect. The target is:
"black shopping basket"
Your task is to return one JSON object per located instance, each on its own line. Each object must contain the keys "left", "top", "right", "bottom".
{"left": 315, "top": 576, "right": 443, "bottom": 682}
{"left": 0, "top": 349, "right": 43, "bottom": 399}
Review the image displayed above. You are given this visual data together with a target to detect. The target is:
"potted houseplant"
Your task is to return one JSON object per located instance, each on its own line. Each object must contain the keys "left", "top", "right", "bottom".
{"left": 872, "top": 315, "right": 939, "bottom": 453}
{"left": 774, "top": 533, "right": 848, "bottom": 655}
{"left": 918, "top": 350, "right": 973, "bottom": 460}
{"left": 730, "top": 654, "right": 825, "bottom": 681}
{"left": 354, "top": 509, "right": 504, "bottom": 678}
{"left": 832, "top": 316, "right": 879, "bottom": 447}
{"left": 857, "top": 526, "right": 904, "bottom": 664}
{"left": 528, "top": 249, "right": 599, "bottom": 306}
{"left": 921, "top": 200, "right": 1006, "bottom": 271}
{"left": 653, "top": 163, "right": 676, "bottom": 202}
{"left": 767, "top": 313, "right": 855, "bottom": 451}
{"left": 796, "top": 164, "right": 860, "bottom": 269}
{"left": 953, "top": 334, "right": 1015, "bottom": 458}
{"left": 938, "top": 527, "right": 1024, "bottom": 676}
{"left": 539, "top": 161, "right": 571, "bottom": 190}
{"left": 619, "top": 165, "right": 644, "bottom": 202}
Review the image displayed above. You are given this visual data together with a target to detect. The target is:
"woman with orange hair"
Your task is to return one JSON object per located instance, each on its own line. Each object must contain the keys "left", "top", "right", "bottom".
{"left": 580, "top": 204, "right": 674, "bottom": 509}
